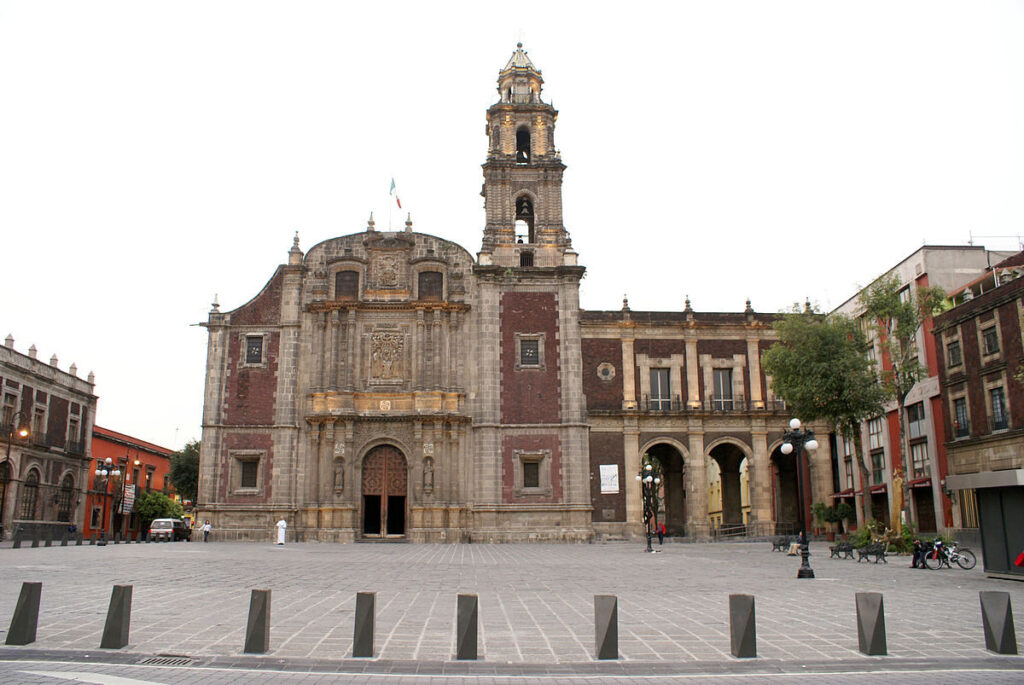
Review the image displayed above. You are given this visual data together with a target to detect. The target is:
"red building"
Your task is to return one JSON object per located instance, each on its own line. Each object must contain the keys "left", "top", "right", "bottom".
{"left": 85, "top": 426, "right": 174, "bottom": 541}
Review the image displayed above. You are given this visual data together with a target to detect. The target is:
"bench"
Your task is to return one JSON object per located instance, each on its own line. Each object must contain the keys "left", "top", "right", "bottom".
{"left": 829, "top": 541, "right": 854, "bottom": 559}
{"left": 856, "top": 543, "right": 888, "bottom": 563}
{"left": 771, "top": 536, "right": 795, "bottom": 552}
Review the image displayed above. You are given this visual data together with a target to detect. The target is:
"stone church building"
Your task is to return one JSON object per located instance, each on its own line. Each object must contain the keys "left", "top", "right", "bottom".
{"left": 197, "top": 46, "right": 832, "bottom": 542}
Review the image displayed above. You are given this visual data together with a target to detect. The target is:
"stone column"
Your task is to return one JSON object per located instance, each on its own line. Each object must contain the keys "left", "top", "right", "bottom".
{"left": 329, "top": 311, "right": 341, "bottom": 390}
{"left": 749, "top": 425, "right": 771, "bottom": 536}
{"left": 623, "top": 419, "right": 641, "bottom": 535}
{"left": 416, "top": 309, "right": 425, "bottom": 390}
{"left": 686, "top": 425, "right": 708, "bottom": 539}
{"left": 621, "top": 337, "right": 636, "bottom": 410}
{"left": 685, "top": 337, "right": 700, "bottom": 407}
{"left": 746, "top": 336, "right": 763, "bottom": 409}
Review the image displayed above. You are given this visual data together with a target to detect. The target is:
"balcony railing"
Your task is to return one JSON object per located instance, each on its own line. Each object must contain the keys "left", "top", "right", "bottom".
{"left": 707, "top": 395, "right": 747, "bottom": 412}
{"left": 67, "top": 438, "right": 87, "bottom": 455}
{"left": 954, "top": 421, "right": 970, "bottom": 438}
{"left": 643, "top": 395, "right": 683, "bottom": 412}
{"left": 635, "top": 394, "right": 790, "bottom": 414}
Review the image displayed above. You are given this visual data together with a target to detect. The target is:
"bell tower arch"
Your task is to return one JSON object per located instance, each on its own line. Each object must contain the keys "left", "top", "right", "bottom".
{"left": 479, "top": 43, "right": 576, "bottom": 268}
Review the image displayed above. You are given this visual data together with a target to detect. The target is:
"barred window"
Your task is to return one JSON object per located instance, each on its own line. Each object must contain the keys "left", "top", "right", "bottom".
{"left": 20, "top": 470, "right": 39, "bottom": 520}
{"left": 56, "top": 474, "right": 75, "bottom": 522}
{"left": 245, "top": 336, "right": 263, "bottom": 365}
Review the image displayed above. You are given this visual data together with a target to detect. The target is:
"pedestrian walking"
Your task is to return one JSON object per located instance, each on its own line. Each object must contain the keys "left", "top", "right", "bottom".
{"left": 657, "top": 523, "right": 665, "bottom": 545}
{"left": 275, "top": 518, "right": 287, "bottom": 545}
{"left": 202, "top": 520, "right": 211, "bottom": 543}
{"left": 911, "top": 538, "right": 925, "bottom": 568}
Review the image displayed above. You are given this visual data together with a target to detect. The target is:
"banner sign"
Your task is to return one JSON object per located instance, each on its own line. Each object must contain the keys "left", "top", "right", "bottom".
{"left": 599, "top": 464, "right": 619, "bottom": 494}
{"left": 120, "top": 484, "right": 136, "bottom": 514}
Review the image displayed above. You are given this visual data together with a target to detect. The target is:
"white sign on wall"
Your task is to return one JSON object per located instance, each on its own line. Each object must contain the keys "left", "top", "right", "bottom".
{"left": 599, "top": 464, "right": 619, "bottom": 494}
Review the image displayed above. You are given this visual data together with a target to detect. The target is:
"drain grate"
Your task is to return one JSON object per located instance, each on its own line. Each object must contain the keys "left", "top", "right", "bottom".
{"left": 139, "top": 656, "right": 194, "bottom": 666}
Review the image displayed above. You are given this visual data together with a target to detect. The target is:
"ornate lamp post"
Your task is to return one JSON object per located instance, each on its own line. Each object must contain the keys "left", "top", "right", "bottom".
{"left": 94, "top": 457, "right": 121, "bottom": 546}
{"left": 2, "top": 411, "right": 30, "bottom": 538}
{"left": 635, "top": 457, "right": 663, "bottom": 553}
{"left": 781, "top": 418, "right": 819, "bottom": 579}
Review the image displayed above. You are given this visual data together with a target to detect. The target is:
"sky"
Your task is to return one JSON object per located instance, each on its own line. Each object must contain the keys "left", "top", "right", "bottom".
{"left": 1, "top": 1, "right": 1022, "bottom": 451}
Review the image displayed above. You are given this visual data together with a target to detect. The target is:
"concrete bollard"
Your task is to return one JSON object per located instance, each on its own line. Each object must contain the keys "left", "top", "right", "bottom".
{"left": 6, "top": 582, "right": 42, "bottom": 645}
{"left": 456, "top": 594, "right": 478, "bottom": 660}
{"left": 76, "top": 533, "right": 83, "bottom": 546}
{"left": 100, "top": 585, "right": 133, "bottom": 649}
{"left": 729, "top": 594, "right": 757, "bottom": 658}
{"left": 89, "top": 534, "right": 96, "bottom": 545}
{"left": 855, "top": 592, "right": 886, "bottom": 656}
{"left": 12, "top": 528, "right": 22, "bottom": 549}
{"left": 594, "top": 594, "right": 618, "bottom": 660}
{"left": 244, "top": 589, "right": 271, "bottom": 654}
{"left": 114, "top": 532, "right": 120, "bottom": 545}
{"left": 980, "top": 591, "right": 1018, "bottom": 655}
{"left": 61, "top": 530, "right": 69, "bottom": 546}
{"left": 353, "top": 592, "right": 375, "bottom": 657}
{"left": 44, "top": 530, "right": 52, "bottom": 547}
{"left": 31, "top": 532, "right": 39, "bottom": 548}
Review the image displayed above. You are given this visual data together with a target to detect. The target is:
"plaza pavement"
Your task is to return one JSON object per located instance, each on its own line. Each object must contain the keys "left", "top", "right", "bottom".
{"left": 0, "top": 539, "right": 1021, "bottom": 683}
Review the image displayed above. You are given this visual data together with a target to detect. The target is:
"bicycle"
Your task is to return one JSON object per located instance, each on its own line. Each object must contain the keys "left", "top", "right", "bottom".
{"left": 924, "top": 540, "right": 977, "bottom": 570}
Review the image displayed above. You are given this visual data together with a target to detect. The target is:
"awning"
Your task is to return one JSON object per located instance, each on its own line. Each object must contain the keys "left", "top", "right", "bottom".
{"left": 870, "top": 483, "right": 887, "bottom": 494}
{"left": 831, "top": 488, "right": 855, "bottom": 499}
{"left": 908, "top": 477, "right": 931, "bottom": 489}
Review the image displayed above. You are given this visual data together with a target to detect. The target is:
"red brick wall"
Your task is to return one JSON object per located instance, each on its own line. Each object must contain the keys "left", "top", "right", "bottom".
{"left": 998, "top": 303, "right": 1024, "bottom": 430}
{"left": 223, "top": 332, "right": 280, "bottom": 425}
{"left": 500, "top": 292, "right": 560, "bottom": 424}
{"left": 589, "top": 432, "right": 625, "bottom": 521}
{"left": 581, "top": 338, "right": 622, "bottom": 410}
{"left": 501, "top": 433, "right": 562, "bottom": 503}
{"left": 221, "top": 432, "right": 274, "bottom": 504}
{"left": 231, "top": 270, "right": 284, "bottom": 325}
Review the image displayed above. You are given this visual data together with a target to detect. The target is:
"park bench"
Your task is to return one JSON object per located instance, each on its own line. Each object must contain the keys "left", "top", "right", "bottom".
{"left": 829, "top": 541, "right": 854, "bottom": 559}
{"left": 856, "top": 543, "right": 888, "bottom": 563}
{"left": 771, "top": 536, "right": 795, "bottom": 552}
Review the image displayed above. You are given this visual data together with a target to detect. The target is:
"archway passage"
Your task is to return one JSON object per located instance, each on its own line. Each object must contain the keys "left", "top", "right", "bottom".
{"left": 709, "top": 443, "right": 748, "bottom": 529}
{"left": 646, "top": 443, "right": 685, "bottom": 537}
{"left": 361, "top": 446, "right": 408, "bottom": 537}
{"left": 771, "top": 447, "right": 800, "bottom": 535}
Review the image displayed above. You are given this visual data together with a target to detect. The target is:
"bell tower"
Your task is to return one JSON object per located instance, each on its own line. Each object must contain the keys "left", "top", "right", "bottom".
{"left": 479, "top": 44, "right": 577, "bottom": 268}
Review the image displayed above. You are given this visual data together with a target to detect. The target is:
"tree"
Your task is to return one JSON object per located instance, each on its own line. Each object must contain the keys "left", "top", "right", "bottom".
{"left": 169, "top": 440, "right": 200, "bottom": 504}
{"left": 859, "top": 275, "right": 946, "bottom": 528}
{"left": 134, "top": 490, "right": 184, "bottom": 529}
{"left": 762, "top": 306, "right": 888, "bottom": 526}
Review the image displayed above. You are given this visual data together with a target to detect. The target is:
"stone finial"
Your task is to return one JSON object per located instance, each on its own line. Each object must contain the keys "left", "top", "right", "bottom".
{"left": 49, "top": 354, "right": 58, "bottom": 367}
{"left": 87, "top": 371, "right": 95, "bottom": 384}
{"left": 288, "top": 231, "right": 303, "bottom": 265}
{"left": 804, "top": 298, "right": 812, "bottom": 313}
{"left": 684, "top": 295, "right": 693, "bottom": 314}
{"left": 28, "top": 345, "right": 37, "bottom": 360}
{"left": 366, "top": 212, "right": 376, "bottom": 232}
{"left": 210, "top": 294, "right": 220, "bottom": 313}
{"left": 405, "top": 213, "right": 413, "bottom": 232}
{"left": 69, "top": 363, "right": 77, "bottom": 377}
{"left": 745, "top": 299, "right": 753, "bottom": 314}
{"left": 622, "top": 294, "right": 629, "bottom": 311}
{"left": 4, "top": 334, "right": 12, "bottom": 349}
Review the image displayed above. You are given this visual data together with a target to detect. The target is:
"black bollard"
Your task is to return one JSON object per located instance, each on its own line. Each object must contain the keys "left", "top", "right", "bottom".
{"left": 12, "top": 528, "right": 22, "bottom": 549}
{"left": 980, "top": 591, "right": 1018, "bottom": 655}
{"left": 456, "top": 594, "right": 478, "bottom": 660}
{"left": 729, "top": 594, "right": 757, "bottom": 658}
{"left": 44, "top": 530, "right": 52, "bottom": 547}
{"left": 353, "top": 592, "right": 375, "bottom": 657}
{"left": 100, "top": 585, "right": 133, "bottom": 649}
{"left": 61, "top": 530, "right": 69, "bottom": 547}
{"left": 594, "top": 594, "right": 618, "bottom": 660}
{"left": 855, "top": 592, "right": 887, "bottom": 656}
{"left": 5, "top": 582, "right": 42, "bottom": 645}
{"left": 244, "top": 589, "right": 271, "bottom": 654}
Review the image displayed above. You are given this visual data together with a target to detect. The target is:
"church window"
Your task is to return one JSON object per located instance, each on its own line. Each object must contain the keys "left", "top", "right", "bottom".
{"left": 519, "top": 251, "right": 534, "bottom": 267}
{"left": 240, "top": 461, "right": 258, "bottom": 489}
{"left": 418, "top": 271, "right": 443, "bottom": 301}
{"left": 335, "top": 270, "right": 359, "bottom": 301}
{"left": 523, "top": 461, "right": 540, "bottom": 488}
{"left": 514, "top": 332, "right": 545, "bottom": 370}
{"left": 514, "top": 450, "right": 551, "bottom": 495}
{"left": 515, "top": 195, "right": 534, "bottom": 243}
{"left": 231, "top": 450, "right": 264, "bottom": 494}
{"left": 650, "top": 369, "right": 671, "bottom": 410}
{"left": 516, "top": 127, "right": 530, "bottom": 164}
{"left": 245, "top": 336, "right": 263, "bottom": 365}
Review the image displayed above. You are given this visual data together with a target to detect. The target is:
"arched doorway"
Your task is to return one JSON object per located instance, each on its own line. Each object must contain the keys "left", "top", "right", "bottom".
{"left": 645, "top": 443, "right": 686, "bottom": 536}
{"left": 708, "top": 442, "right": 749, "bottom": 530}
{"left": 770, "top": 446, "right": 800, "bottom": 535}
{"left": 361, "top": 445, "right": 408, "bottom": 538}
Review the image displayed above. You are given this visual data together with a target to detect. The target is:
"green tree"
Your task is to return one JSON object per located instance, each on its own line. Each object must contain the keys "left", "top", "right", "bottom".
{"left": 859, "top": 275, "right": 946, "bottom": 526}
{"left": 169, "top": 440, "right": 200, "bottom": 504}
{"left": 762, "top": 306, "right": 888, "bottom": 526}
{"left": 135, "top": 490, "right": 184, "bottom": 530}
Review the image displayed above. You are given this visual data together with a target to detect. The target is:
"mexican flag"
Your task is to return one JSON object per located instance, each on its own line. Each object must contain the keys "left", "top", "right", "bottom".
{"left": 390, "top": 178, "right": 402, "bottom": 209}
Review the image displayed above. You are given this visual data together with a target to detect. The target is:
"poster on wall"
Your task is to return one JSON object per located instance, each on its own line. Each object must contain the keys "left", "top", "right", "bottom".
{"left": 599, "top": 464, "right": 619, "bottom": 494}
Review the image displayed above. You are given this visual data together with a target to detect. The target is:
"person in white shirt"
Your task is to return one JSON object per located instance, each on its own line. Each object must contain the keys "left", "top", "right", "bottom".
{"left": 275, "top": 518, "right": 287, "bottom": 545}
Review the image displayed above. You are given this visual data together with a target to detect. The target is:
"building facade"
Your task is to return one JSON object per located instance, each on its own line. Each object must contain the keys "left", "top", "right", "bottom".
{"left": 196, "top": 46, "right": 834, "bottom": 542}
{"left": 933, "top": 252, "right": 1024, "bottom": 578}
{"left": 85, "top": 426, "right": 174, "bottom": 541}
{"left": 0, "top": 334, "right": 96, "bottom": 539}
{"left": 831, "top": 246, "right": 1014, "bottom": 534}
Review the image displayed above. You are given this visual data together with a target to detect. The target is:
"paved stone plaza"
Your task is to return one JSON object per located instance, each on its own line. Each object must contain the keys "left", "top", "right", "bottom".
{"left": 0, "top": 540, "right": 1021, "bottom": 683}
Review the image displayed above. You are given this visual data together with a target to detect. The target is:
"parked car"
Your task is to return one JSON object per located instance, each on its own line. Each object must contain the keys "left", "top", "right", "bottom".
{"left": 149, "top": 518, "right": 191, "bottom": 542}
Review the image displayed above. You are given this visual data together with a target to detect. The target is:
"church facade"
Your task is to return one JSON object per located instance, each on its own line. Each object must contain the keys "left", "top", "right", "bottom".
{"left": 196, "top": 46, "right": 833, "bottom": 542}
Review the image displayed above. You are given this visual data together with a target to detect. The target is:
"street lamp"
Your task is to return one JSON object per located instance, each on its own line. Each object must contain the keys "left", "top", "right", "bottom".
{"left": 2, "top": 411, "right": 30, "bottom": 538}
{"left": 781, "top": 418, "right": 819, "bottom": 579}
{"left": 635, "top": 457, "right": 663, "bottom": 553}
{"left": 94, "top": 457, "right": 121, "bottom": 546}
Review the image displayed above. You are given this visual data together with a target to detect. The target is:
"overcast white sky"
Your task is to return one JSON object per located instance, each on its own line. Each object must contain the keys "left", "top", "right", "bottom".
{"left": 1, "top": 1, "right": 1022, "bottom": 450}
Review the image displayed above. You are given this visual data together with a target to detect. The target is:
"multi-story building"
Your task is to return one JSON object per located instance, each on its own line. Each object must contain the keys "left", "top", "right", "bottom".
{"left": 832, "top": 246, "right": 1014, "bottom": 533}
{"left": 85, "top": 426, "right": 175, "bottom": 541}
{"left": 196, "top": 45, "right": 834, "bottom": 542}
{"left": 933, "top": 251, "right": 1024, "bottom": 578}
{"left": 0, "top": 334, "right": 96, "bottom": 539}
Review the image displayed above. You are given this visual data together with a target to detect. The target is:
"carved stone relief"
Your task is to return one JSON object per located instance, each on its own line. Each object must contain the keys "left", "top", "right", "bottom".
{"left": 372, "top": 253, "right": 404, "bottom": 289}
{"left": 370, "top": 332, "right": 404, "bottom": 381}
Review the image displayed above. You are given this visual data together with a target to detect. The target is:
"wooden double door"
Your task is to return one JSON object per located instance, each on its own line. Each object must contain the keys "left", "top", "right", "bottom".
{"left": 361, "top": 445, "right": 407, "bottom": 537}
